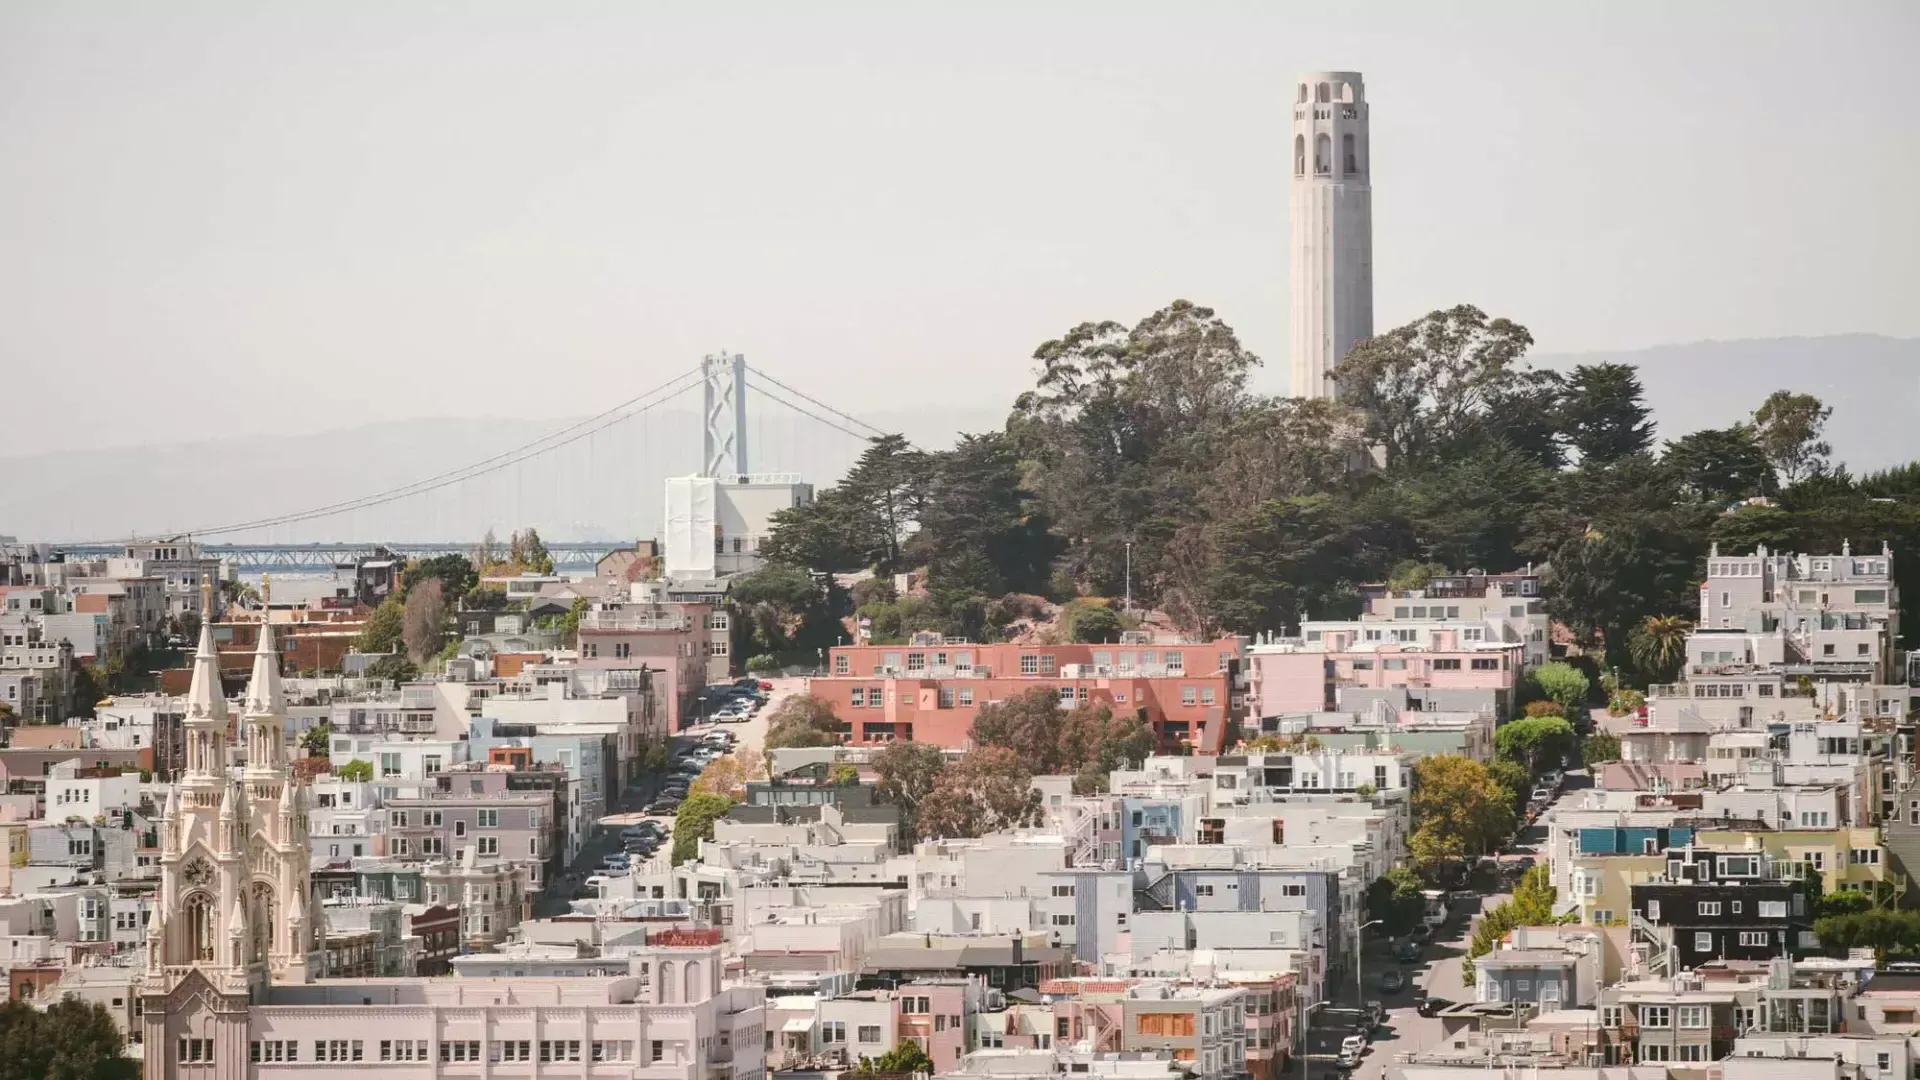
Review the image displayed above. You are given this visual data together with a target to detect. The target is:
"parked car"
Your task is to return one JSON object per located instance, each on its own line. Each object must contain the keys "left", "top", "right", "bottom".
{"left": 646, "top": 799, "right": 681, "bottom": 815}
{"left": 1529, "top": 787, "right": 1553, "bottom": 803}
{"left": 1393, "top": 939, "right": 1421, "bottom": 962}
{"left": 1379, "top": 970, "right": 1406, "bottom": 993}
{"left": 600, "top": 855, "right": 630, "bottom": 871}
{"left": 1337, "top": 1036, "right": 1366, "bottom": 1069}
{"left": 757, "top": 680, "right": 774, "bottom": 691}
{"left": 1416, "top": 997, "right": 1454, "bottom": 1017}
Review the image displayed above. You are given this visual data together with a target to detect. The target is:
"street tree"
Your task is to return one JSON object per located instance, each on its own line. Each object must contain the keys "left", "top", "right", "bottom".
{"left": 763, "top": 696, "right": 845, "bottom": 749}
{"left": 401, "top": 579, "right": 449, "bottom": 663}
{"left": 1629, "top": 615, "right": 1692, "bottom": 684}
{"left": 1409, "top": 755, "right": 1514, "bottom": 861}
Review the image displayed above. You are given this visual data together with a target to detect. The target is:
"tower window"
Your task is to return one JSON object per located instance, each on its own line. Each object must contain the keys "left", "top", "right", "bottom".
{"left": 1343, "top": 133, "right": 1358, "bottom": 175}
{"left": 1315, "top": 133, "right": 1331, "bottom": 175}
{"left": 1297, "top": 83, "right": 1308, "bottom": 104}
{"left": 1316, "top": 82, "right": 1330, "bottom": 103}
{"left": 1294, "top": 135, "right": 1305, "bottom": 177}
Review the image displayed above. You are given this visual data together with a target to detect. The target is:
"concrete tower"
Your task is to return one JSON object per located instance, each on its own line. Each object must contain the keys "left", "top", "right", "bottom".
{"left": 1289, "top": 71, "right": 1374, "bottom": 400}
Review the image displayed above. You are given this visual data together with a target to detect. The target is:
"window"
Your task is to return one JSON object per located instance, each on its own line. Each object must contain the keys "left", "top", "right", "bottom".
{"left": 1740, "top": 931, "right": 1770, "bottom": 946}
{"left": 938, "top": 687, "right": 954, "bottom": 708}
{"left": 1694, "top": 931, "right": 1713, "bottom": 952}
{"left": 441, "top": 1041, "right": 482, "bottom": 1062}
{"left": 1020, "top": 654, "right": 1040, "bottom": 675}
{"left": 1697, "top": 901, "right": 1721, "bottom": 916}
{"left": 181, "top": 1038, "right": 215, "bottom": 1062}
{"left": 1052, "top": 913, "right": 1076, "bottom": 926}
{"left": 857, "top": 1025, "right": 882, "bottom": 1044}
{"left": 538, "top": 1041, "right": 583, "bottom": 1062}
{"left": 1181, "top": 687, "right": 1197, "bottom": 706}
{"left": 316, "top": 1040, "right": 364, "bottom": 1062}
{"left": 1677, "top": 1045, "right": 1706, "bottom": 1062}
{"left": 834, "top": 654, "right": 849, "bottom": 674}
{"left": 477, "top": 837, "right": 499, "bottom": 856}
{"left": 1640, "top": 1005, "right": 1671, "bottom": 1028}
{"left": 1678, "top": 1005, "right": 1707, "bottom": 1028}
{"left": 1282, "top": 883, "right": 1306, "bottom": 897}
{"left": 1471, "top": 658, "right": 1499, "bottom": 670}
{"left": 1759, "top": 901, "right": 1788, "bottom": 918}
{"left": 1199, "top": 688, "right": 1216, "bottom": 706}
{"left": 477, "top": 809, "right": 499, "bottom": 828}
{"left": 1433, "top": 658, "right": 1461, "bottom": 671}
{"left": 1051, "top": 884, "right": 1076, "bottom": 897}
{"left": 821, "top": 1023, "right": 845, "bottom": 1044}
{"left": 1195, "top": 884, "right": 1214, "bottom": 897}
{"left": 850, "top": 687, "right": 865, "bottom": 707}
{"left": 380, "top": 1040, "right": 430, "bottom": 1062}
{"left": 958, "top": 688, "right": 973, "bottom": 706}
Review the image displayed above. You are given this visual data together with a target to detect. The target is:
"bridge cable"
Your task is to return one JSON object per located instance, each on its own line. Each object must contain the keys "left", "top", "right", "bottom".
{"left": 745, "top": 365, "right": 890, "bottom": 440}
{"left": 78, "top": 367, "right": 703, "bottom": 542}
{"left": 745, "top": 377, "right": 889, "bottom": 445}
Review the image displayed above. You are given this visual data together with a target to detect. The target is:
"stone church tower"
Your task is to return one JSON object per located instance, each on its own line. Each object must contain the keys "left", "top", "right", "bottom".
{"left": 140, "top": 583, "right": 317, "bottom": 1076}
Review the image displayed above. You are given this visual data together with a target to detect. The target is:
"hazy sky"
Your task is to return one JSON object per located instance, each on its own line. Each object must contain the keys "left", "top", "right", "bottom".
{"left": 3, "top": 1, "right": 1915, "bottom": 449}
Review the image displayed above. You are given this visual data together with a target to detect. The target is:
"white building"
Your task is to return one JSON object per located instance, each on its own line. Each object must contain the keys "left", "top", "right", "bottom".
{"left": 1289, "top": 71, "right": 1373, "bottom": 400}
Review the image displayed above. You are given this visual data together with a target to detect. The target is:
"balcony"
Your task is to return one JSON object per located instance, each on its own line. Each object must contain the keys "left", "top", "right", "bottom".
{"left": 582, "top": 612, "right": 689, "bottom": 633}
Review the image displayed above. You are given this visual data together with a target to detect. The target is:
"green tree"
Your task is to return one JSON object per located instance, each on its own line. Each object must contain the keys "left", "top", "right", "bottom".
{"left": 1495, "top": 716, "right": 1577, "bottom": 777}
{"left": 1063, "top": 601, "right": 1123, "bottom": 643}
{"left": 763, "top": 695, "right": 845, "bottom": 749}
{"left": 871, "top": 741, "right": 949, "bottom": 843}
{"left": 1332, "top": 304, "right": 1537, "bottom": 466}
{"left": 1487, "top": 759, "right": 1530, "bottom": 809}
{"left": 969, "top": 688, "right": 1065, "bottom": 774}
{"left": 1606, "top": 688, "right": 1645, "bottom": 717}
{"left": 1196, "top": 494, "right": 1364, "bottom": 637}
{"left": 1530, "top": 662, "right": 1591, "bottom": 715}
{"left": 1367, "top": 866, "right": 1428, "bottom": 937}
{"left": 852, "top": 1040, "right": 936, "bottom": 1076}
{"left": 1628, "top": 615, "right": 1692, "bottom": 684}
{"left": 910, "top": 432, "right": 1058, "bottom": 599}
{"left": 507, "top": 528, "right": 555, "bottom": 575}
{"left": 1386, "top": 560, "right": 1450, "bottom": 593}
{"left": 336, "top": 759, "right": 374, "bottom": 782}
{"left": 1559, "top": 363, "right": 1653, "bottom": 465}
{"left": 365, "top": 653, "right": 420, "bottom": 683}
{"left": 671, "top": 793, "right": 736, "bottom": 865}
{"left": 1582, "top": 731, "right": 1622, "bottom": 765}
{"left": 1752, "top": 390, "right": 1833, "bottom": 486}
{"left": 1010, "top": 300, "right": 1261, "bottom": 604}
{"left": 1664, "top": 425, "right": 1773, "bottom": 502}
{"left": 827, "top": 763, "right": 861, "bottom": 787}
{"left": 356, "top": 594, "right": 405, "bottom": 654}
{"left": 0, "top": 997, "right": 140, "bottom": 1080}
{"left": 913, "top": 748, "right": 1042, "bottom": 840}
{"left": 1409, "top": 755, "right": 1515, "bottom": 863}
{"left": 408, "top": 553, "right": 478, "bottom": 602}
{"left": 64, "top": 665, "right": 110, "bottom": 720}
{"left": 300, "top": 720, "right": 332, "bottom": 759}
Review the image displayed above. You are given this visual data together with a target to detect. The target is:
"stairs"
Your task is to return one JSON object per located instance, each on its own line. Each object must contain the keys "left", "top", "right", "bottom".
{"left": 1630, "top": 912, "right": 1675, "bottom": 977}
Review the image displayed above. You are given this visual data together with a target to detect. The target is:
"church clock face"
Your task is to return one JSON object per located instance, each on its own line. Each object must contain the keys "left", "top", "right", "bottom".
{"left": 183, "top": 857, "right": 214, "bottom": 888}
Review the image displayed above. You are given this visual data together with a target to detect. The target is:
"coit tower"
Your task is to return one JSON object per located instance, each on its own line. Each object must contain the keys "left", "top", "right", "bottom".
{"left": 1289, "top": 71, "right": 1374, "bottom": 401}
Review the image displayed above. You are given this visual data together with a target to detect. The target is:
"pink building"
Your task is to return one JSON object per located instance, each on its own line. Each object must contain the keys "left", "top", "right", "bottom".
{"left": 812, "top": 638, "right": 1244, "bottom": 754}
{"left": 1247, "top": 630, "right": 1521, "bottom": 718}
{"left": 576, "top": 602, "right": 724, "bottom": 731}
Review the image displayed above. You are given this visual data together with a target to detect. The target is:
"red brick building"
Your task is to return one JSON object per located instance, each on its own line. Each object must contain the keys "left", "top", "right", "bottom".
{"left": 810, "top": 636, "right": 1244, "bottom": 753}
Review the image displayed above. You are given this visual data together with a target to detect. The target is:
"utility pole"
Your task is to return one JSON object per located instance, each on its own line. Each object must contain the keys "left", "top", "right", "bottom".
{"left": 1124, "top": 540, "right": 1133, "bottom": 611}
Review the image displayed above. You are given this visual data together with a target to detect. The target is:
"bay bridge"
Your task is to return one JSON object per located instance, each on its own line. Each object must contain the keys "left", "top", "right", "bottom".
{"left": 44, "top": 354, "right": 884, "bottom": 573}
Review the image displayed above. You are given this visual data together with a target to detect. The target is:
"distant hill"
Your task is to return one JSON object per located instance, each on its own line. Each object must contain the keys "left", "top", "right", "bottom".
{"left": 3, "top": 334, "right": 1913, "bottom": 544}
{"left": 1533, "top": 334, "right": 1919, "bottom": 473}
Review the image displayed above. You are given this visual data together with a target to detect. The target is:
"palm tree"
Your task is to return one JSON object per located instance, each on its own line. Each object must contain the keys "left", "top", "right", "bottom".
{"left": 1629, "top": 615, "right": 1692, "bottom": 683}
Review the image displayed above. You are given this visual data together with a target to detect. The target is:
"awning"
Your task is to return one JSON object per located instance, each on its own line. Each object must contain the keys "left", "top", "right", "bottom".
{"left": 782, "top": 1018, "right": 814, "bottom": 1033}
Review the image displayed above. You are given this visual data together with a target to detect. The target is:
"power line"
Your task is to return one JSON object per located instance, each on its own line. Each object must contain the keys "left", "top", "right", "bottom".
{"left": 86, "top": 367, "right": 704, "bottom": 542}
{"left": 745, "top": 364, "right": 889, "bottom": 439}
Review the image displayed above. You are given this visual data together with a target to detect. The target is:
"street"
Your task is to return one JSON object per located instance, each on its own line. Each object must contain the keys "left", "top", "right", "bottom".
{"left": 1330, "top": 769, "right": 1576, "bottom": 1080}
{"left": 538, "top": 676, "right": 806, "bottom": 914}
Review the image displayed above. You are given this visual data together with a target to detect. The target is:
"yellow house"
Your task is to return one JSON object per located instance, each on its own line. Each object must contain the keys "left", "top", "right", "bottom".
{"left": 1696, "top": 826, "right": 1902, "bottom": 901}
{"left": 1567, "top": 853, "right": 1665, "bottom": 926}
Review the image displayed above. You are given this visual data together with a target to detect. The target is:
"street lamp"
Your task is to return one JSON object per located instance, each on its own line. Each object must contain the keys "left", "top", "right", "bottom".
{"left": 1298, "top": 998, "right": 1332, "bottom": 1080}
{"left": 1356, "top": 919, "right": 1383, "bottom": 1006}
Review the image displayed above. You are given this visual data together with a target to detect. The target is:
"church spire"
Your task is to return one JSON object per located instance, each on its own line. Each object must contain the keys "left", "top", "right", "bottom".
{"left": 242, "top": 619, "right": 285, "bottom": 721}
{"left": 183, "top": 578, "right": 227, "bottom": 726}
